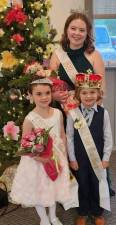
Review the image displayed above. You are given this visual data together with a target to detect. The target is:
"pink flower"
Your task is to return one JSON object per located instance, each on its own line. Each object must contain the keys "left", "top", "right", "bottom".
{"left": 3, "top": 121, "right": 20, "bottom": 141}
{"left": 50, "top": 78, "right": 68, "bottom": 92}
{"left": 23, "top": 132, "right": 36, "bottom": 141}
{"left": 21, "top": 139, "right": 33, "bottom": 148}
{"left": 35, "top": 144, "right": 44, "bottom": 153}
{"left": 34, "top": 128, "right": 45, "bottom": 136}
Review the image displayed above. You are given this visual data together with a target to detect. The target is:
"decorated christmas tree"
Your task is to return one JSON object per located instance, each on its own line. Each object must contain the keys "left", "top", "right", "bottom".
{"left": 0, "top": 0, "right": 57, "bottom": 171}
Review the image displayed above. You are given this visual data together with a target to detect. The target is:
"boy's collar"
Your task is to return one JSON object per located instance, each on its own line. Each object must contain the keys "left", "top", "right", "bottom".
{"left": 81, "top": 103, "right": 98, "bottom": 112}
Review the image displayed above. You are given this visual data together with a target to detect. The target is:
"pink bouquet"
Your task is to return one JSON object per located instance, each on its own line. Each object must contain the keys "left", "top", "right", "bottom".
{"left": 16, "top": 127, "right": 61, "bottom": 181}
{"left": 16, "top": 128, "right": 51, "bottom": 156}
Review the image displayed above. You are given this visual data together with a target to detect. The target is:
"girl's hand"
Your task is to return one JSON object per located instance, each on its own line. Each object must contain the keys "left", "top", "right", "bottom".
{"left": 102, "top": 160, "right": 109, "bottom": 169}
{"left": 33, "top": 156, "right": 50, "bottom": 163}
{"left": 70, "top": 161, "right": 79, "bottom": 171}
{"left": 52, "top": 90, "right": 69, "bottom": 104}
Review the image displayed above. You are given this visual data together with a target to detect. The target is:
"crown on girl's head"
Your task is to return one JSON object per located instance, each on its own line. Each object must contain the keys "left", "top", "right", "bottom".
{"left": 75, "top": 73, "right": 102, "bottom": 89}
{"left": 31, "top": 77, "right": 53, "bottom": 85}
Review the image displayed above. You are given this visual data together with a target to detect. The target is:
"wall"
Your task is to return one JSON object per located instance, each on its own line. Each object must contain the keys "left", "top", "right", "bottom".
{"left": 49, "top": 0, "right": 85, "bottom": 40}
{"left": 49, "top": 1, "right": 116, "bottom": 150}
{"left": 104, "top": 69, "right": 116, "bottom": 150}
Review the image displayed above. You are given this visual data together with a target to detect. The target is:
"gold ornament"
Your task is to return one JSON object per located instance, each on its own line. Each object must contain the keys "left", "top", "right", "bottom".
{"left": 33, "top": 2, "right": 41, "bottom": 10}
{"left": 0, "top": 0, "right": 8, "bottom": 12}
{"left": 1, "top": 51, "right": 18, "bottom": 69}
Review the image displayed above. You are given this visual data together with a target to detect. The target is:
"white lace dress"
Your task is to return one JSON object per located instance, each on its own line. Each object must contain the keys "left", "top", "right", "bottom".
{"left": 10, "top": 109, "right": 71, "bottom": 207}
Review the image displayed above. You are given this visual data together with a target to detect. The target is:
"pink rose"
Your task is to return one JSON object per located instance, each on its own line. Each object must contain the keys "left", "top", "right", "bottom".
{"left": 21, "top": 139, "right": 33, "bottom": 148}
{"left": 3, "top": 121, "right": 20, "bottom": 141}
{"left": 34, "top": 128, "right": 45, "bottom": 136}
{"left": 23, "top": 132, "right": 36, "bottom": 141}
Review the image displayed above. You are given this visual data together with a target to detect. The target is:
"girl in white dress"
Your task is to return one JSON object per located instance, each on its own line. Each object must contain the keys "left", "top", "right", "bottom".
{"left": 10, "top": 76, "right": 71, "bottom": 225}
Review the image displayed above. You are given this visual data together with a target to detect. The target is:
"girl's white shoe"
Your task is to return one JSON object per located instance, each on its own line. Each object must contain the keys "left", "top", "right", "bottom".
{"left": 51, "top": 217, "right": 63, "bottom": 225}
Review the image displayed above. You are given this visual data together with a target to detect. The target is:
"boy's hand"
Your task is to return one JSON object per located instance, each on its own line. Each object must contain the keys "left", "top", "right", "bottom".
{"left": 70, "top": 161, "right": 79, "bottom": 171}
{"left": 102, "top": 160, "right": 109, "bottom": 169}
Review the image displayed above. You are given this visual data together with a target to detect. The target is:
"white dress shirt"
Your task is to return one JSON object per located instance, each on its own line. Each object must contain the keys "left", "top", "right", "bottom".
{"left": 66, "top": 103, "right": 113, "bottom": 162}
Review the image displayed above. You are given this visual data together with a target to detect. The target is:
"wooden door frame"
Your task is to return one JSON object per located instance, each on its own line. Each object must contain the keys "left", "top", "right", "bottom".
{"left": 85, "top": 0, "right": 93, "bottom": 21}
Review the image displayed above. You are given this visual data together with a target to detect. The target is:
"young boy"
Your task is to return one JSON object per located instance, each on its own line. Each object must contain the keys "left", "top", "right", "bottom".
{"left": 66, "top": 73, "right": 113, "bottom": 225}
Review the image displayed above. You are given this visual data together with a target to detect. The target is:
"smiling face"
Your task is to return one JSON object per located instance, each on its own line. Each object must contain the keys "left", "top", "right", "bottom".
{"left": 79, "top": 88, "right": 99, "bottom": 108}
{"left": 31, "top": 84, "right": 52, "bottom": 109}
{"left": 67, "top": 18, "right": 87, "bottom": 49}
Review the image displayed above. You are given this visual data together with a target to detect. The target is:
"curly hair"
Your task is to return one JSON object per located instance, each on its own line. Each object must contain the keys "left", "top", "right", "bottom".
{"left": 60, "top": 12, "right": 95, "bottom": 54}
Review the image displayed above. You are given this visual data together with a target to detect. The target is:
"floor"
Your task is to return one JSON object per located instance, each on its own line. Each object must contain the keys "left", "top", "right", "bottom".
{"left": 0, "top": 152, "right": 115, "bottom": 225}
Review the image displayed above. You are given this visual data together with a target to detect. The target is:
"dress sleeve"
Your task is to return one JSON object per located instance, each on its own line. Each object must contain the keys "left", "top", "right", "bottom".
{"left": 66, "top": 113, "right": 76, "bottom": 161}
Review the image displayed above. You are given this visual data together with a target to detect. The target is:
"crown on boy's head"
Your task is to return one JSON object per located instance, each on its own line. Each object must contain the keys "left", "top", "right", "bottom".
{"left": 75, "top": 73, "right": 102, "bottom": 89}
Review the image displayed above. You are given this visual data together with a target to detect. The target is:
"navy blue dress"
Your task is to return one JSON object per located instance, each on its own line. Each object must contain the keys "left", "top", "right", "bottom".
{"left": 58, "top": 46, "right": 94, "bottom": 90}
{"left": 53, "top": 46, "right": 94, "bottom": 128}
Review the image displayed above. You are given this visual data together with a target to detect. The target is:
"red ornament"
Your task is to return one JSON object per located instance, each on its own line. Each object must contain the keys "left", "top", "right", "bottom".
{"left": 4, "top": 6, "right": 28, "bottom": 26}
{"left": 11, "top": 33, "right": 24, "bottom": 45}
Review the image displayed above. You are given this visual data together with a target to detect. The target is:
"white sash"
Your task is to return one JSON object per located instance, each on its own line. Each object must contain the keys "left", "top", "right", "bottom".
{"left": 55, "top": 47, "right": 78, "bottom": 84}
{"left": 69, "top": 108, "right": 110, "bottom": 211}
{"left": 26, "top": 112, "right": 63, "bottom": 152}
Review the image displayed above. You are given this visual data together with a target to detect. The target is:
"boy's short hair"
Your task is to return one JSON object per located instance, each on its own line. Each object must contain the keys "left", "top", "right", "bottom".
{"left": 75, "top": 87, "right": 102, "bottom": 103}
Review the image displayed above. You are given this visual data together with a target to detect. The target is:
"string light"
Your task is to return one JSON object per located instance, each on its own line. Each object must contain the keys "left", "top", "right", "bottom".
{"left": 20, "top": 59, "right": 24, "bottom": 64}
{"left": 7, "top": 111, "right": 11, "bottom": 115}
{"left": 19, "top": 96, "right": 23, "bottom": 100}
{"left": 6, "top": 152, "right": 10, "bottom": 156}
